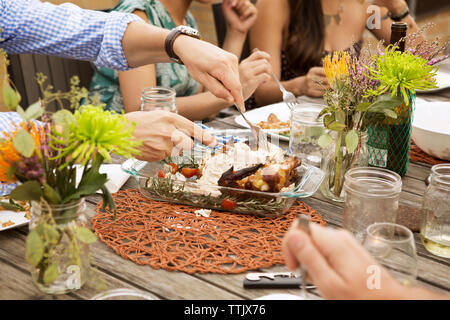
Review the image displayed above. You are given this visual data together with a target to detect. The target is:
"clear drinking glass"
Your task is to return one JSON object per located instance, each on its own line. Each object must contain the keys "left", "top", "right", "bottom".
{"left": 342, "top": 167, "right": 402, "bottom": 242}
{"left": 141, "top": 86, "right": 176, "bottom": 113}
{"left": 288, "top": 103, "right": 325, "bottom": 167}
{"left": 363, "top": 222, "right": 418, "bottom": 286}
{"left": 420, "top": 164, "right": 450, "bottom": 258}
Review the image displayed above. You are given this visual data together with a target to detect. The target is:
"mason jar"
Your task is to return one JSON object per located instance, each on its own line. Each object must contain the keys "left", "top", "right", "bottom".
{"left": 420, "top": 164, "right": 450, "bottom": 258}
{"left": 320, "top": 131, "right": 369, "bottom": 202}
{"left": 140, "top": 86, "right": 176, "bottom": 113}
{"left": 28, "top": 199, "right": 90, "bottom": 294}
{"left": 342, "top": 167, "right": 402, "bottom": 242}
{"left": 288, "top": 103, "right": 325, "bottom": 167}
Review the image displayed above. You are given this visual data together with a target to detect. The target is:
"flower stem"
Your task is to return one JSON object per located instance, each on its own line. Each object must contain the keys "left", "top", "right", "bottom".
{"left": 333, "top": 132, "right": 344, "bottom": 198}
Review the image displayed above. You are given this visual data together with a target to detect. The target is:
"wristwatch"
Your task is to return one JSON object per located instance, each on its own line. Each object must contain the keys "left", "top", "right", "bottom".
{"left": 389, "top": 6, "right": 410, "bottom": 22}
{"left": 164, "top": 25, "right": 200, "bottom": 64}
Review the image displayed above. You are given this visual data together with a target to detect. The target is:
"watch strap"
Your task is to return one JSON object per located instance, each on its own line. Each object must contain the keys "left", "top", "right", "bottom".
{"left": 165, "top": 28, "right": 183, "bottom": 64}
{"left": 164, "top": 26, "right": 200, "bottom": 64}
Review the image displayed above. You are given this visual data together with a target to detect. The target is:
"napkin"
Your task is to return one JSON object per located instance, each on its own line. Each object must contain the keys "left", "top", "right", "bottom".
{"left": 75, "top": 163, "right": 133, "bottom": 194}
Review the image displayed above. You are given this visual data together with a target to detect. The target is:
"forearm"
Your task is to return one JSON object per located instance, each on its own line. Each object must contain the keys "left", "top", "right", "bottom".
{"left": 222, "top": 29, "right": 248, "bottom": 59}
{"left": 176, "top": 92, "right": 231, "bottom": 121}
{"left": 121, "top": 21, "right": 173, "bottom": 68}
{"left": 387, "top": 0, "right": 418, "bottom": 33}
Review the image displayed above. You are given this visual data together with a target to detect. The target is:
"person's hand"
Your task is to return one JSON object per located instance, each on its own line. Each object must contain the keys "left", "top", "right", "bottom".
{"left": 125, "top": 110, "right": 216, "bottom": 162}
{"left": 222, "top": 0, "right": 258, "bottom": 34}
{"left": 299, "top": 67, "right": 329, "bottom": 97}
{"left": 281, "top": 222, "right": 406, "bottom": 299}
{"left": 173, "top": 36, "right": 245, "bottom": 110}
{"left": 238, "top": 50, "right": 272, "bottom": 100}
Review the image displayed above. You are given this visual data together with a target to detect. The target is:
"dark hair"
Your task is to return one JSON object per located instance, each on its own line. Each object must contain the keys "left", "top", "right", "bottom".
{"left": 286, "top": 0, "right": 325, "bottom": 75}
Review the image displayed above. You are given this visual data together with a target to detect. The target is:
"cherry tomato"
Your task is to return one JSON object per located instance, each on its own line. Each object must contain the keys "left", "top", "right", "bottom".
{"left": 221, "top": 199, "right": 236, "bottom": 211}
{"left": 157, "top": 170, "right": 165, "bottom": 178}
{"left": 195, "top": 168, "right": 202, "bottom": 178}
{"left": 181, "top": 168, "right": 197, "bottom": 178}
{"left": 168, "top": 163, "right": 178, "bottom": 174}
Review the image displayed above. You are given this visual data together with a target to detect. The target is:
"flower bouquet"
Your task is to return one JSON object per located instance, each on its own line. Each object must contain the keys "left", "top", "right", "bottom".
{"left": 318, "top": 51, "right": 402, "bottom": 202}
{"left": 364, "top": 27, "right": 448, "bottom": 176}
{"left": 0, "top": 66, "right": 141, "bottom": 293}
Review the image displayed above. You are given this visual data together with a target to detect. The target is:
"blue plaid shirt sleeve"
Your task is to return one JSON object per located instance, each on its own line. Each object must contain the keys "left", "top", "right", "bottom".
{"left": 0, "top": 0, "right": 143, "bottom": 71}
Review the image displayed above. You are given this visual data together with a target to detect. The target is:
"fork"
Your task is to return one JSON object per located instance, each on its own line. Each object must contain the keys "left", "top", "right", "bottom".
{"left": 252, "top": 47, "right": 298, "bottom": 110}
{"left": 296, "top": 214, "right": 311, "bottom": 299}
{"left": 271, "top": 73, "right": 298, "bottom": 111}
{"left": 234, "top": 103, "right": 269, "bottom": 151}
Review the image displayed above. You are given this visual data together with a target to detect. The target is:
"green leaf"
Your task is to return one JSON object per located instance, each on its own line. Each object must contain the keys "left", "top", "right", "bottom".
{"left": 382, "top": 108, "right": 398, "bottom": 119}
{"left": 10, "top": 181, "right": 42, "bottom": 201}
{"left": 0, "top": 201, "right": 22, "bottom": 211}
{"left": 43, "top": 224, "right": 60, "bottom": 245}
{"left": 345, "top": 130, "right": 359, "bottom": 154}
{"left": 336, "top": 110, "right": 346, "bottom": 124}
{"left": 323, "top": 114, "right": 335, "bottom": 127}
{"left": 52, "top": 110, "right": 75, "bottom": 139}
{"left": 16, "top": 105, "right": 27, "bottom": 120}
{"left": 318, "top": 107, "right": 331, "bottom": 118}
{"left": 356, "top": 102, "right": 371, "bottom": 112}
{"left": 62, "top": 154, "right": 107, "bottom": 203}
{"left": 318, "top": 133, "right": 333, "bottom": 149}
{"left": 101, "top": 185, "right": 116, "bottom": 220}
{"left": 327, "top": 122, "right": 347, "bottom": 131}
{"left": 43, "top": 263, "right": 59, "bottom": 285}
{"left": 2, "top": 83, "right": 21, "bottom": 111}
{"left": 74, "top": 227, "right": 97, "bottom": 244}
{"left": 25, "top": 229, "right": 44, "bottom": 267}
{"left": 25, "top": 101, "right": 44, "bottom": 120}
{"left": 13, "top": 130, "right": 35, "bottom": 157}
{"left": 43, "top": 182, "right": 62, "bottom": 204}
{"left": 367, "top": 94, "right": 402, "bottom": 113}
{"left": 6, "top": 165, "right": 16, "bottom": 181}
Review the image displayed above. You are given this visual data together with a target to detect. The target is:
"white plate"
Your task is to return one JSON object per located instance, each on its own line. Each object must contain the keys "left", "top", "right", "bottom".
{"left": 234, "top": 102, "right": 292, "bottom": 141}
{"left": 0, "top": 210, "right": 29, "bottom": 231}
{"left": 412, "top": 97, "right": 450, "bottom": 160}
{"left": 417, "top": 70, "right": 450, "bottom": 93}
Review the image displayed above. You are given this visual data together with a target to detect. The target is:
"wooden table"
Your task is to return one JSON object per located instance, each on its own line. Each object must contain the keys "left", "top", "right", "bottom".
{"left": 1, "top": 90, "right": 449, "bottom": 300}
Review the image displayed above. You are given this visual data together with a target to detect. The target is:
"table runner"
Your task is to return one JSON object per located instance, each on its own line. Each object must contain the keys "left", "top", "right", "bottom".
{"left": 92, "top": 189, "right": 325, "bottom": 274}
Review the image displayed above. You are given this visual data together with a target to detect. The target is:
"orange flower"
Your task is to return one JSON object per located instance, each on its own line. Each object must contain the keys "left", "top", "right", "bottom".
{"left": 0, "top": 121, "right": 42, "bottom": 182}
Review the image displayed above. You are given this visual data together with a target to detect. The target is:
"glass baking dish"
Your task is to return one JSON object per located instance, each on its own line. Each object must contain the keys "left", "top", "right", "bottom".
{"left": 122, "top": 157, "right": 324, "bottom": 218}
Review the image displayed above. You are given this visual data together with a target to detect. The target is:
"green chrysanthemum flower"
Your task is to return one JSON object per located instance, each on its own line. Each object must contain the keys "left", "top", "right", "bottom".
{"left": 50, "top": 105, "right": 142, "bottom": 167}
{"left": 365, "top": 45, "right": 438, "bottom": 105}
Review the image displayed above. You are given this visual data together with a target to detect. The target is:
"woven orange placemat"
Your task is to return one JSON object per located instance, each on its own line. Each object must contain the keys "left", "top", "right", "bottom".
{"left": 92, "top": 189, "right": 325, "bottom": 274}
{"left": 410, "top": 140, "right": 447, "bottom": 165}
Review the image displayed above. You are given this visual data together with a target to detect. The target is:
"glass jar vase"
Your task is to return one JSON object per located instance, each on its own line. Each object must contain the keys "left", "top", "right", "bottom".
{"left": 320, "top": 131, "right": 369, "bottom": 202}
{"left": 420, "top": 164, "right": 450, "bottom": 258}
{"left": 28, "top": 199, "right": 91, "bottom": 294}
{"left": 342, "top": 167, "right": 402, "bottom": 242}
{"left": 140, "top": 86, "right": 176, "bottom": 113}
{"left": 288, "top": 103, "right": 325, "bottom": 167}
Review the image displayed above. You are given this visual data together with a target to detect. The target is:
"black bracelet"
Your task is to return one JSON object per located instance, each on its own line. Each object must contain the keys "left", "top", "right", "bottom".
{"left": 389, "top": 7, "right": 410, "bottom": 22}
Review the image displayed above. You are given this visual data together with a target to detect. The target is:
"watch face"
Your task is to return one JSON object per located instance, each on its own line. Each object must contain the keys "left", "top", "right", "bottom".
{"left": 177, "top": 25, "right": 199, "bottom": 38}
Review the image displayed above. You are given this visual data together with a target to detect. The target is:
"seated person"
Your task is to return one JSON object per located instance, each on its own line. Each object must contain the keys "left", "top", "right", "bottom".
{"left": 89, "top": 0, "right": 272, "bottom": 120}
{"left": 249, "top": 0, "right": 419, "bottom": 106}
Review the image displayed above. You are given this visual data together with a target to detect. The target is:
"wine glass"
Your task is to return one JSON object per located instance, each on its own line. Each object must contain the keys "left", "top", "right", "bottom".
{"left": 362, "top": 222, "right": 418, "bottom": 286}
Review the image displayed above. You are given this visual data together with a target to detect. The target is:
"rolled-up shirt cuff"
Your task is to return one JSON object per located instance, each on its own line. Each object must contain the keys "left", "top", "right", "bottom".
{"left": 94, "top": 11, "right": 143, "bottom": 71}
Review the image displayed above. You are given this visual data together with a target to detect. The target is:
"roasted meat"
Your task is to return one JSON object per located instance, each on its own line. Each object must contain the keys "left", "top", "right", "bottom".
{"left": 218, "top": 156, "right": 301, "bottom": 193}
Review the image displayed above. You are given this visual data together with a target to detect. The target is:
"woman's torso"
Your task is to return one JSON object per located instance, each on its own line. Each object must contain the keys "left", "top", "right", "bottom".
{"left": 281, "top": 0, "right": 366, "bottom": 81}
{"left": 89, "top": 0, "right": 200, "bottom": 113}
